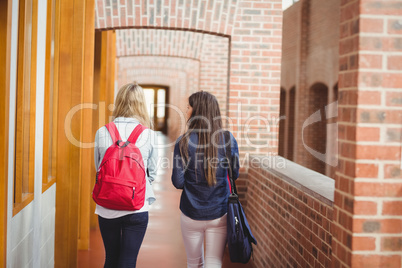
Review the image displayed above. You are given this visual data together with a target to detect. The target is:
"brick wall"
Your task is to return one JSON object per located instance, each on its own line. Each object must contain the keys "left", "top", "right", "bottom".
{"left": 115, "top": 28, "right": 229, "bottom": 138}
{"left": 199, "top": 34, "right": 229, "bottom": 118}
{"left": 246, "top": 156, "right": 334, "bottom": 267}
{"left": 116, "top": 29, "right": 204, "bottom": 58}
{"left": 333, "top": 0, "right": 402, "bottom": 267}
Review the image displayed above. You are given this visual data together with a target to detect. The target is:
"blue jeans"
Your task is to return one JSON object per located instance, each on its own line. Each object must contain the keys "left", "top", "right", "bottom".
{"left": 98, "top": 212, "right": 148, "bottom": 268}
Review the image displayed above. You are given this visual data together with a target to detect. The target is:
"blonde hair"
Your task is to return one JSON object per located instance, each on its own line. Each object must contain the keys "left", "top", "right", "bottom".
{"left": 113, "top": 82, "right": 152, "bottom": 128}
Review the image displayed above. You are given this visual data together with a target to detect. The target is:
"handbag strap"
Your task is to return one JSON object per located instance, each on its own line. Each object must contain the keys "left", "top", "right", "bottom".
{"left": 224, "top": 131, "right": 237, "bottom": 195}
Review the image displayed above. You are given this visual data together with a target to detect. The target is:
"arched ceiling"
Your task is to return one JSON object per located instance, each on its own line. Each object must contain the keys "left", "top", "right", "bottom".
{"left": 116, "top": 29, "right": 205, "bottom": 59}
{"left": 95, "top": 0, "right": 239, "bottom": 36}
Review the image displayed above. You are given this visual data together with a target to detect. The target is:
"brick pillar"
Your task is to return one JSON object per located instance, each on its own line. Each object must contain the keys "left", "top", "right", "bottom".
{"left": 229, "top": 0, "right": 283, "bottom": 200}
{"left": 294, "top": 0, "right": 310, "bottom": 167}
{"left": 229, "top": 1, "right": 282, "bottom": 153}
{"left": 332, "top": 0, "right": 402, "bottom": 267}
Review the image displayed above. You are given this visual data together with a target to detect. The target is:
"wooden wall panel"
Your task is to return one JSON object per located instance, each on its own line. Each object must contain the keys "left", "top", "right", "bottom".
{"left": 90, "top": 32, "right": 102, "bottom": 229}
{"left": 78, "top": 0, "right": 95, "bottom": 250}
{"left": 99, "top": 30, "right": 116, "bottom": 124}
{"left": 107, "top": 31, "right": 116, "bottom": 117}
{"left": 55, "top": 0, "right": 95, "bottom": 266}
{"left": 0, "top": 0, "right": 12, "bottom": 265}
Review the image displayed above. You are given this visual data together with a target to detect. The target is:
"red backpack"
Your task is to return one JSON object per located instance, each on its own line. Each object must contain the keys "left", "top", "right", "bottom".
{"left": 92, "top": 122, "right": 147, "bottom": 210}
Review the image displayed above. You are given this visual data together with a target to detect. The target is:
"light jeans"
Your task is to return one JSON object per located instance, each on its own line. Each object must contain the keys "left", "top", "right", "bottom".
{"left": 180, "top": 212, "right": 227, "bottom": 268}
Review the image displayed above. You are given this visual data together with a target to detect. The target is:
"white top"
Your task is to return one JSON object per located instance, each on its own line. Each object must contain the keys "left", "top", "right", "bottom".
{"left": 94, "top": 117, "right": 158, "bottom": 219}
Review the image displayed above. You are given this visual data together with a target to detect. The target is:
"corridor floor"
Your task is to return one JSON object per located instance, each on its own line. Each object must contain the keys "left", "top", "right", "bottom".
{"left": 78, "top": 133, "right": 252, "bottom": 268}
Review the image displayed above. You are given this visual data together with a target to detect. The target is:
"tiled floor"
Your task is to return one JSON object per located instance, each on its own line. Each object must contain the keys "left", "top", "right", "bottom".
{"left": 78, "top": 134, "right": 252, "bottom": 268}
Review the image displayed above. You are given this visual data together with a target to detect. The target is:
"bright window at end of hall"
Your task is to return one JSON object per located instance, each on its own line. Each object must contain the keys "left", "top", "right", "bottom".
{"left": 157, "top": 89, "right": 166, "bottom": 118}
{"left": 143, "top": 89, "right": 155, "bottom": 118}
{"left": 42, "top": 0, "right": 57, "bottom": 193}
{"left": 13, "top": 0, "right": 38, "bottom": 216}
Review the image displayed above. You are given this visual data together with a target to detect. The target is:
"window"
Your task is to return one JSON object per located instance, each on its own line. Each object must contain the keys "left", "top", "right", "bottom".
{"left": 42, "top": 0, "right": 58, "bottom": 192}
{"left": 13, "top": 0, "right": 38, "bottom": 215}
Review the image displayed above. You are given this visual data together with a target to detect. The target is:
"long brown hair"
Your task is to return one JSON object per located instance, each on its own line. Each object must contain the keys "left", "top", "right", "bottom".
{"left": 179, "top": 91, "right": 222, "bottom": 186}
{"left": 113, "top": 82, "right": 152, "bottom": 128}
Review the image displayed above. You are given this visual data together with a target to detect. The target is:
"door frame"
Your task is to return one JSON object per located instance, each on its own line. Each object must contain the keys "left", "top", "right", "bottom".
{"left": 0, "top": 0, "right": 12, "bottom": 265}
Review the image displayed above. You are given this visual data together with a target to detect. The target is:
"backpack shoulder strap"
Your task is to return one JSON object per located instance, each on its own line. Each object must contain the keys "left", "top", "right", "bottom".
{"left": 105, "top": 122, "right": 122, "bottom": 144}
{"left": 127, "top": 124, "right": 148, "bottom": 144}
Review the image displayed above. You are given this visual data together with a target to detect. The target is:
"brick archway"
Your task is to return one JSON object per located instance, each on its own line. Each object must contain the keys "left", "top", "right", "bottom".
{"left": 95, "top": 0, "right": 283, "bottom": 156}
{"left": 95, "top": 0, "right": 239, "bottom": 36}
{"left": 115, "top": 29, "right": 230, "bottom": 121}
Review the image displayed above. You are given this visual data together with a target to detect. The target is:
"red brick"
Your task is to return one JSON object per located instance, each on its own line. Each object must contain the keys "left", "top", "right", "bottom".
{"left": 354, "top": 182, "right": 402, "bottom": 197}
{"left": 354, "top": 200, "right": 377, "bottom": 215}
{"left": 352, "top": 236, "right": 376, "bottom": 251}
{"left": 353, "top": 218, "right": 402, "bottom": 234}
{"left": 339, "top": 176, "right": 351, "bottom": 193}
{"left": 356, "top": 145, "right": 401, "bottom": 161}
{"left": 361, "top": 1, "right": 402, "bottom": 16}
{"left": 387, "top": 55, "right": 402, "bottom": 70}
{"left": 340, "top": 143, "right": 357, "bottom": 159}
{"left": 360, "top": 17, "right": 384, "bottom": 33}
{"left": 386, "top": 128, "right": 402, "bottom": 143}
{"left": 356, "top": 127, "right": 380, "bottom": 141}
{"left": 339, "top": 90, "right": 357, "bottom": 104}
{"left": 382, "top": 237, "right": 402, "bottom": 251}
{"left": 340, "top": 1, "right": 359, "bottom": 22}
{"left": 385, "top": 91, "right": 402, "bottom": 106}
{"left": 359, "top": 36, "right": 383, "bottom": 51}
{"left": 358, "top": 109, "right": 402, "bottom": 124}
{"left": 382, "top": 73, "right": 402, "bottom": 88}
{"left": 340, "top": 21, "right": 350, "bottom": 39}
{"left": 352, "top": 254, "right": 401, "bottom": 268}
{"left": 384, "top": 164, "right": 402, "bottom": 179}
{"left": 383, "top": 201, "right": 402, "bottom": 216}
{"left": 339, "top": 71, "right": 358, "bottom": 89}
{"left": 358, "top": 91, "right": 382, "bottom": 105}
{"left": 359, "top": 54, "right": 383, "bottom": 69}
{"left": 388, "top": 19, "right": 402, "bottom": 34}
{"left": 355, "top": 163, "right": 379, "bottom": 178}
{"left": 339, "top": 36, "right": 359, "bottom": 55}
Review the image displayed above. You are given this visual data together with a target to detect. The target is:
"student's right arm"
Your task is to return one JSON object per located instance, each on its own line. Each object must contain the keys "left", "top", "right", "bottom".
{"left": 171, "top": 139, "right": 185, "bottom": 189}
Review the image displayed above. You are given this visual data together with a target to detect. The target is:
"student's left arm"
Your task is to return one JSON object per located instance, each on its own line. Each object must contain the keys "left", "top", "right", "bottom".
{"left": 230, "top": 133, "right": 240, "bottom": 180}
{"left": 147, "top": 130, "right": 158, "bottom": 184}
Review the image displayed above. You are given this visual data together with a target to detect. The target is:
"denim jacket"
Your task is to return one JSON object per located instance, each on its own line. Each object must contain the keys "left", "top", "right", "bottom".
{"left": 171, "top": 131, "right": 240, "bottom": 220}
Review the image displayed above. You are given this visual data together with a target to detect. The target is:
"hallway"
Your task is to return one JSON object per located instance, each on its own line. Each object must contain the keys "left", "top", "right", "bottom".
{"left": 77, "top": 133, "right": 252, "bottom": 268}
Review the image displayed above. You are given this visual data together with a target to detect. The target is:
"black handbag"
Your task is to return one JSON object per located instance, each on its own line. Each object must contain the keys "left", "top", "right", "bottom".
{"left": 224, "top": 131, "right": 257, "bottom": 264}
